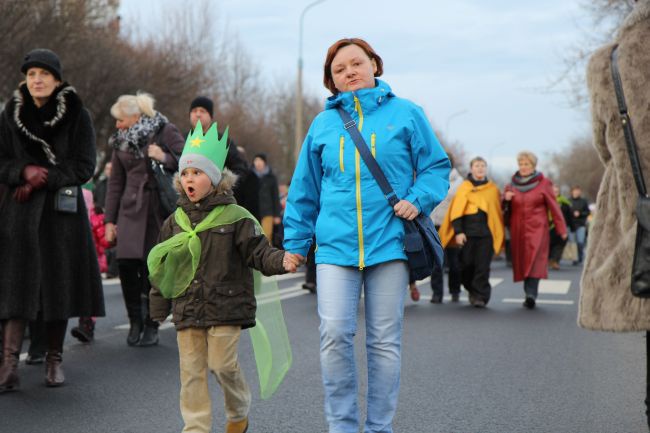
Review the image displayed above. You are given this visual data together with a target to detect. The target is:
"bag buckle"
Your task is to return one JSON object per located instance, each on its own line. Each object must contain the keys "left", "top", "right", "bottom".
{"left": 343, "top": 120, "right": 356, "bottom": 130}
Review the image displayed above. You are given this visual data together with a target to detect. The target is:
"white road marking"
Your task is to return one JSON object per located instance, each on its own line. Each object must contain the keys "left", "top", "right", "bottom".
{"left": 538, "top": 280, "right": 571, "bottom": 295}
{"left": 502, "top": 298, "right": 574, "bottom": 305}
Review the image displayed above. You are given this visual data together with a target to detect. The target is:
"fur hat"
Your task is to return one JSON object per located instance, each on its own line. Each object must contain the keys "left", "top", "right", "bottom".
{"left": 21, "top": 49, "right": 62, "bottom": 80}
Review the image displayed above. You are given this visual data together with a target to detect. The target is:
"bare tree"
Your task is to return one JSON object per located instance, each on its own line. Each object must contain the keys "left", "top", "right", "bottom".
{"left": 546, "top": 135, "right": 604, "bottom": 200}
{"left": 555, "top": 0, "right": 634, "bottom": 108}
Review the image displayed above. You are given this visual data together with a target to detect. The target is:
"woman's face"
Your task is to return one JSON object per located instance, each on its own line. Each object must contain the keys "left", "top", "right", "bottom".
{"left": 115, "top": 113, "right": 140, "bottom": 130}
{"left": 470, "top": 161, "right": 487, "bottom": 181}
{"left": 517, "top": 157, "right": 535, "bottom": 177}
{"left": 26, "top": 67, "right": 61, "bottom": 106}
{"left": 330, "top": 44, "right": 377, "bottom": 93}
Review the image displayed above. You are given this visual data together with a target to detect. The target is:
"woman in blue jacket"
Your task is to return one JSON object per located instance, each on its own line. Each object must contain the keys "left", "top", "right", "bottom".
{"left": 283, "top": 38, "right": 450, "bottom": 433}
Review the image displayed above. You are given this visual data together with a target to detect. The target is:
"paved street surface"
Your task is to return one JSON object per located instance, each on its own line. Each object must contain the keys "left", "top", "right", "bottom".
{"left": 2, "top": 260, "right": 647, "bottom": 433}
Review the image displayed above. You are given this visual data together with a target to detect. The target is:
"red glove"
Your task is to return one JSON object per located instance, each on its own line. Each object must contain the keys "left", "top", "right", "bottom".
{"left": 22, "top": 165, "right": 48, "bottom": 189}
{"left": 13, "top": 183, "right": 33, "bottom": 202}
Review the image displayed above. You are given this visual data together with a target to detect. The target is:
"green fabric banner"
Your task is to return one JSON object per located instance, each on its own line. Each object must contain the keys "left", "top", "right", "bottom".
{"left": 146, "top": 204, "right": 292, "bottom": 399}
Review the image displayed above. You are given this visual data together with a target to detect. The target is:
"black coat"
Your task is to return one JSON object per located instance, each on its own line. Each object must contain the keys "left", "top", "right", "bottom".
{"left": 255, "top": 168, "right": 281, "bottom": 218}
{"left": 0, "top": 83, "right": 104, "bottom": 321}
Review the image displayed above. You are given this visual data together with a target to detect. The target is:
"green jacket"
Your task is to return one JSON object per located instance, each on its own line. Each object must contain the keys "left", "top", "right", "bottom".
{"left": 149, "top": 190, "right": 286, "bottom": 330}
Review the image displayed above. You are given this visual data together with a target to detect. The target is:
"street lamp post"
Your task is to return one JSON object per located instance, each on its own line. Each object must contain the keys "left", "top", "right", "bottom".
{"left": 444, "top": 109, "right": 468, "bottom": 139}
{"left": 295, "top": 0, "right": 326, "bottom": 166}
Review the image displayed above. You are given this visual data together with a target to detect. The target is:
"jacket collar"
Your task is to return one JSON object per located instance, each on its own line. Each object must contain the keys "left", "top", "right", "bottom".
{"left": 325, "top": 79, "right": 394, "bottom": 115}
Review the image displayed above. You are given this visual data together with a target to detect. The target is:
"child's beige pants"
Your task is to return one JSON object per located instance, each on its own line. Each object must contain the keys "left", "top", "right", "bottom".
{"left": 177, "top": 325, "right": 251, "bottom": 433}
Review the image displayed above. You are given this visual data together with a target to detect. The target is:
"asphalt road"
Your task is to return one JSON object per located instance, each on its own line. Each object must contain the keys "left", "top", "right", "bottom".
{"left": 1, "top": 260, "right": 647, "bottom": 433}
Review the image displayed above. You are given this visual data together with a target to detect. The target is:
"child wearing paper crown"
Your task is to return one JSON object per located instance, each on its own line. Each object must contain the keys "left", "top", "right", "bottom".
{"left": 148, "top": 121, "right": 303, "bottom": 433}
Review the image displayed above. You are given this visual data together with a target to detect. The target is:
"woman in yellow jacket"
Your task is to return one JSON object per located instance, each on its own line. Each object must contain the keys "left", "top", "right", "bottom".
{"left": 439, "top": 157, "right": 504, "bottom": 307}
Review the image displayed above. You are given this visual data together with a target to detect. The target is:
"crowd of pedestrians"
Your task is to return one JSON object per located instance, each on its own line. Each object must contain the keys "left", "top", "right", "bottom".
{"left": 4, "top": 3, "right": 650, "bottom": 426}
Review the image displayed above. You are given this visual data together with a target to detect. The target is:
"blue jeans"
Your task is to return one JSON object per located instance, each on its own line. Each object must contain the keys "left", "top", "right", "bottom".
{"left": 316, "top": 260, "right": 409, "bottom": 433}
{"left": 569, "top": 226, "right": 587, "bottom": 262}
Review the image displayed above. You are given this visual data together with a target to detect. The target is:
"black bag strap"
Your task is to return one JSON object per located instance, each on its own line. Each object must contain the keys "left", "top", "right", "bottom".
{"left": 611, "top": 45, "right": 648, "bottom": 197}
{"left": 336, "top": 107, "right": 400, "bottom": 207}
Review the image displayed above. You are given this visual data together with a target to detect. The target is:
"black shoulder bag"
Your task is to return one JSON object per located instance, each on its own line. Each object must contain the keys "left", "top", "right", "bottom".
{"left": 611, "top": 45, "right": 650, "bottom": 298}
{"left": 336, "top": 107, "right": 443, "bottom": 281}
{"left": 149, "top": 126, "right": 180, "bottom": 218}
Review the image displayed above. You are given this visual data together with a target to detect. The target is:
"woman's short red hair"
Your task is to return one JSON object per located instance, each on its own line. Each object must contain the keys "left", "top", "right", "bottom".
{"left": 323, "top": 38, "right": 383, "bottom": 95}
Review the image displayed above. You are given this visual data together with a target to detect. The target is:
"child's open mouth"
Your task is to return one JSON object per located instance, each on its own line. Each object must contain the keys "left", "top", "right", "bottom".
{"left": 187, "top": 186, "right": 195, "bottom": 195}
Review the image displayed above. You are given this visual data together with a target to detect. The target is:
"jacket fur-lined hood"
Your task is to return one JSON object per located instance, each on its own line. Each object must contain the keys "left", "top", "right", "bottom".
{"left": 5, "top": 82, "right": 82, "bottom": 165}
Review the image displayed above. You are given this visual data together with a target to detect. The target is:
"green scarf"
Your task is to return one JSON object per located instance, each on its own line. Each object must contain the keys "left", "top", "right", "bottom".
{"left": 147, "top": 203, "right": 292, "bottom": 399}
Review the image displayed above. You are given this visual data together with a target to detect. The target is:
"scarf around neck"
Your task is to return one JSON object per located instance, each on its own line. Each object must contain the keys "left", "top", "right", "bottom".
{"left": 109, "top": 111, "right": 167, "bottom": 157}
{"left": 511, "top": 171, "right": 543, "bottom": 193}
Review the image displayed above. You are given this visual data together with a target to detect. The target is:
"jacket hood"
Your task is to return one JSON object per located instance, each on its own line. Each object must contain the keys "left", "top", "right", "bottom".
{"left": 325, "top": 79, "right": 394, "bottom": 114}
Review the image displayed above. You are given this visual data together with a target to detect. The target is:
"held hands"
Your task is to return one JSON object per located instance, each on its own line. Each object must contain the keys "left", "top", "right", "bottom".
{"left": 393, "top": 200, "right": 419, "bottom": 221}
{"left": 13, "top": 184, "right": 33, "bottom": 202}
{"left": 22, "top": 165, "right": 48, "bottom": 189}
{"left": 504, "top": 191, "right": 515, "bottom": 201}
{"left": 147, "top": 144, "right": 165, "bottom": 163}
{"left": 105, "top": 222, "right": 117, "bottom": 245}
{"left": 282, "top": 252, "right": 305, "bottom": 273}
{"left": 455, "top": 233, "right": 467, "bottom": 247}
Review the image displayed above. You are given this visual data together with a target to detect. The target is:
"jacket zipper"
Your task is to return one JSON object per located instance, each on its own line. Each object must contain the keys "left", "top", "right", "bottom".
{"left": 354, "top": 96, "right": 365, "bottom": 269}
{"left": 339, "top": 135, "right": 345, "bottom": 172}
{"left": 371, "top": 132, "right": 376, "bottom": 157}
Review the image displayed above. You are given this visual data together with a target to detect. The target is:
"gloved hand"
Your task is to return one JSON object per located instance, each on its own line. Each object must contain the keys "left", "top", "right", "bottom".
{"left": 21, "top": 165, "right": 48, "bottom": 189}
{"left": 13, "top": 183, "right": 33, "bottom": 202}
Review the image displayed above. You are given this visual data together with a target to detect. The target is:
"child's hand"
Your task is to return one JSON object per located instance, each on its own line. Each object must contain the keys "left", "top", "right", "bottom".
{"left": 282, "top": 252, "right": 305, "bottom": 273}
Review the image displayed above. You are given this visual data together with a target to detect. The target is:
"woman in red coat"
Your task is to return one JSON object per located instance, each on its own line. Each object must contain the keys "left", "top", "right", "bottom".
{"left": 503, "top": 151, "right": 567, "bottom": 309}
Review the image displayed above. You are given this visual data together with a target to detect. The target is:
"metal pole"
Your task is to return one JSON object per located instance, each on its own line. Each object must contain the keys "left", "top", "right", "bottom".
{"left": 295, "top": 0, "right": 326, "bottom": 167}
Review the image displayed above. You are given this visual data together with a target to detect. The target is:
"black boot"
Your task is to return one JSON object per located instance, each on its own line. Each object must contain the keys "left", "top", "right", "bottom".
{"left": 70, "top": 317, "right": 95, "bottom": 343}
{"left": 127, "top": 319, "right": 143, "bottom": 346}
{"left": 45, "top": 320, "right": 67, "bottom": 387}
{"left": 26, "top": 315, "right": 46, "bottom": 365}
{"left": 138, "top": 323, "right": 159, "bottom": 347}
{"left": 0, "top": 319, "right": 26, "bottom": 393}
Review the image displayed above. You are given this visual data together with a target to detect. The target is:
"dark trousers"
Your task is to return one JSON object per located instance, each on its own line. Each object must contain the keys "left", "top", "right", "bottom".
{"left": 28, "top": 313, "right": 47, "bottom": 358}
{"left": 430, "top": 247, "right": 461, "bottom": 298}
{"left": 524, "top": 277, "right": 540, "bottom": 299}
{"left": 118, "top": 258, "right": 157, "bottom": 327}
{"left": 549, "top": 229, "right": 567, "bottom": 263}
{"left": 460, "top": 235, "right": 493, "bottom": 303}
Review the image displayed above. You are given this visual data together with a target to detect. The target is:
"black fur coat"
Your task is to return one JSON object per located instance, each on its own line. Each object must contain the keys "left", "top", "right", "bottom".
{"left": 0, "top": 83, "right": 104, "bottom": 321}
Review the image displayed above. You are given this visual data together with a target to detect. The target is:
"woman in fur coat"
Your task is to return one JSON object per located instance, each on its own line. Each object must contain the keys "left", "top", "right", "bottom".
{"left": 0, "top": 49, "right": 104, "bottom": 391}
{"left": 580, "top": 2, "right": 650, "bottom": 427}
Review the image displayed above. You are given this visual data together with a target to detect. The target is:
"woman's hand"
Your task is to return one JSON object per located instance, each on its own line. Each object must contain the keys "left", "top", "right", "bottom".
{"left": 455, "top": 233, "right": 467, "bottom": 246}
{"left": 393, "top": 200, "right": 419, "bottom": 221}
{"left": 504, "top": 191, "right": 515, "bottom": 201}
{"left": 105, "top": 222, "right": 117, "bottom": 244}
{"left": 147, "top": 144, "right": 166, "bottom": 163}
{"left": 282, "top": 252, "right": 305, "bottom": 273}
{"left": 561, "top": 233, "right": 568, "bottom": 241}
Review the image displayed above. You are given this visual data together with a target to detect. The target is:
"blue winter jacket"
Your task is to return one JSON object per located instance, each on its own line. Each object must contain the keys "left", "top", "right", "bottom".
{"left": 283, "top": 80, "right": 450, "bottom": 268}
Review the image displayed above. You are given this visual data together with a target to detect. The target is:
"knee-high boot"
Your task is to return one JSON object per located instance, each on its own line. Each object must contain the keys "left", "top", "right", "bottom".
{"left": 45, "top": 320, "right": 67, "bottom": 387}
{"left": 0, "top": 319, "right": 26, "bottom": 393}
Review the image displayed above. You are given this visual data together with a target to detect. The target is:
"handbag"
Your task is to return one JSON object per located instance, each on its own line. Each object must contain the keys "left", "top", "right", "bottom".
{"left": 150, "top": 133, "right": 180, "bottom": 218}
{"left": 611, "top": 45, "right": 650, "bottom": 298}
{"left": 54, "top": 186, "right": 78, "bottom": 213}
{"left": 336, "top": 107, "right": 444, "bottom": 281}
{"left": 54, "top": 186, "right": 79, "bottom": 213}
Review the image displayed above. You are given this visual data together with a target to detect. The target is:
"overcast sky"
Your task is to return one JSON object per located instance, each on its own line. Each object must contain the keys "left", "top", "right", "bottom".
{"left": 119, "top": 0, "right": 594, "bottom": 175}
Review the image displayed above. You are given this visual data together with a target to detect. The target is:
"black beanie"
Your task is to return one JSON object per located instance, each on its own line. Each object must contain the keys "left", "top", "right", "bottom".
{"left": 189, "top": 96, "right": 214, "bottom": 117}
{"left": 21, "top": 49, "right": 62, "bottom": 81}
